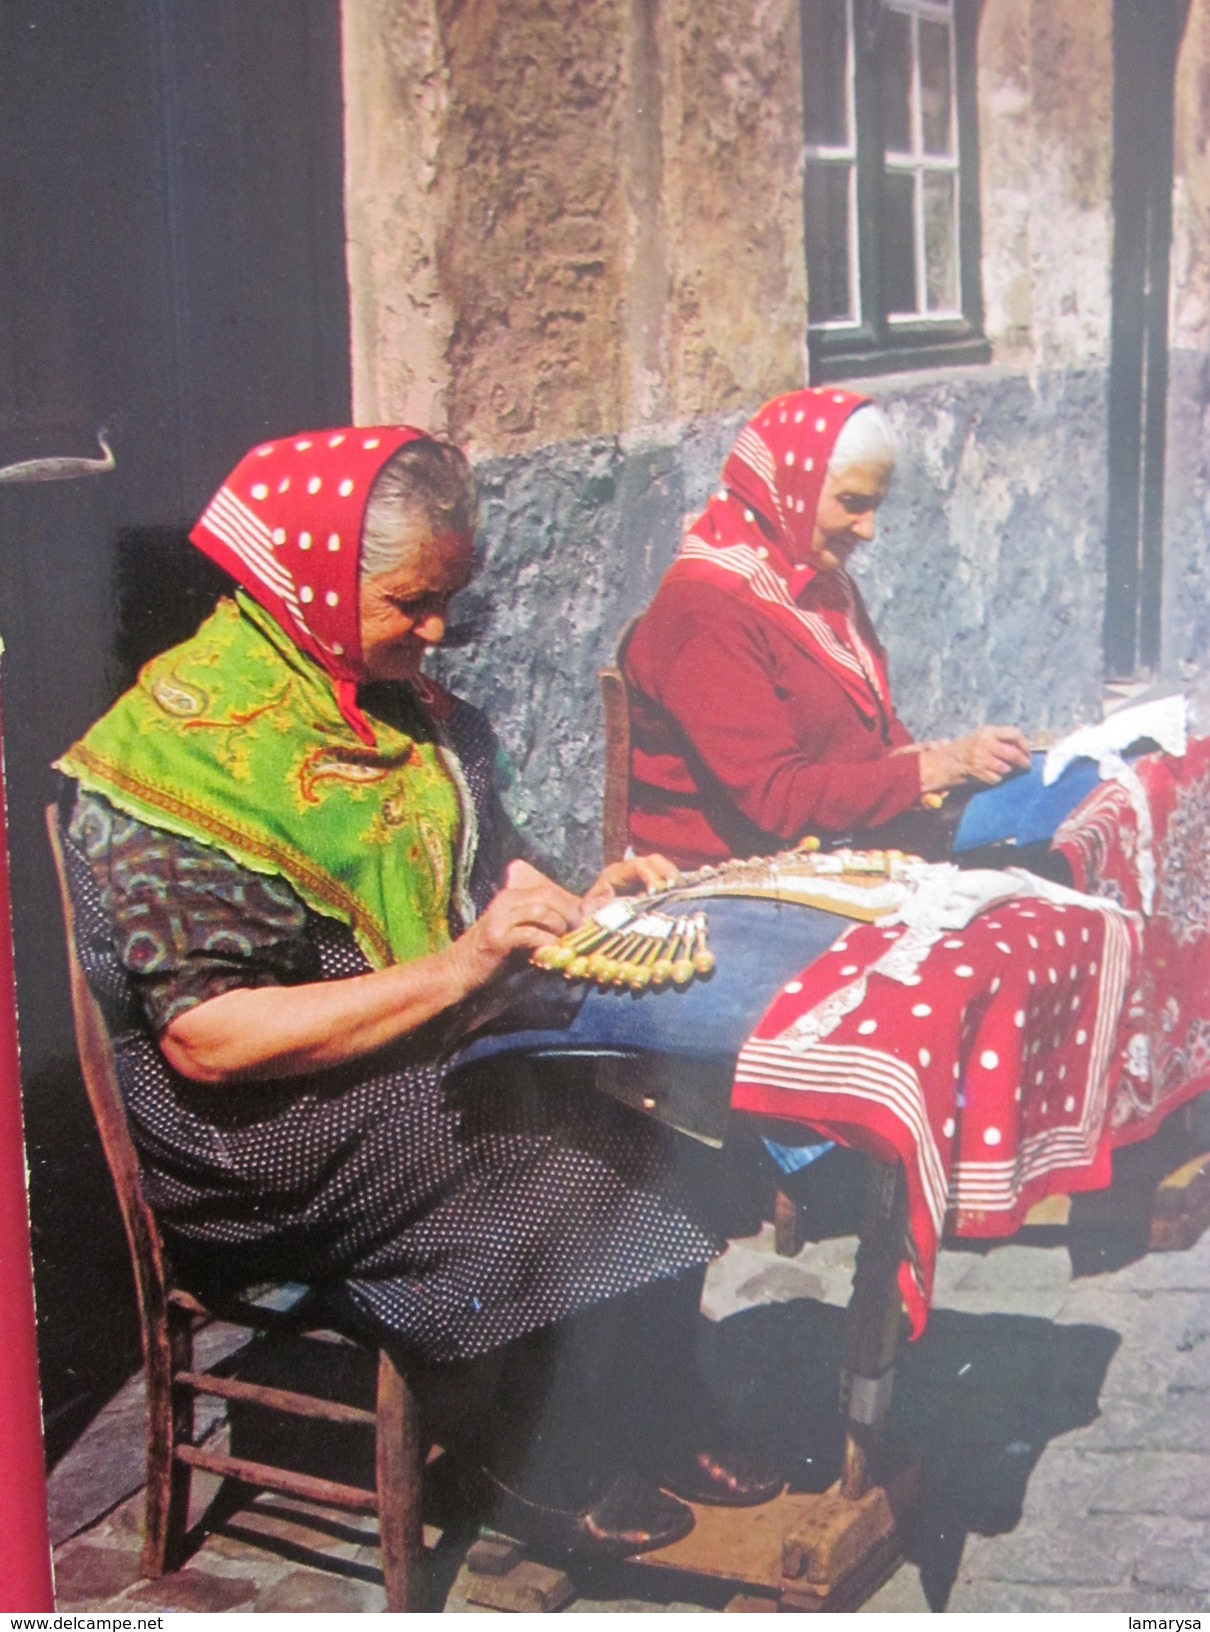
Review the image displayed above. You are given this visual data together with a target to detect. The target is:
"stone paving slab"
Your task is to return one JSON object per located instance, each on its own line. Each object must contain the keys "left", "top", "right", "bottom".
{"left": 700, "top": 1224, "right": 855, "bottom": 1321}
{"left": 46, "top": 1319, "right": 245, "bottom": 1547}
{"left": 1010, "top": 1447, "right": 1121, "bottom": 1529}
{"left": 1037, "top": 1391, "right": 1166, "bottom": 1453}
{"left": 930, "top": 1249, "right": 977, "bottom": 1298}
{"left": 861, "top": 1559, "right": 931, "bottom": 1612}
{"left": 928, "top": 1284, "right": 1070, "bottom": 1321}
{"left": 1132, "top": 1520, "right": 1210, "bottom": 1595}
{"left": 122, "top": 1570, "right": 261, "bottom": 1613}
{"left": 1050, "top": 1286, "right": 1206, "bottom": 1398}
{"left": 946, "top": 1579, "right": 1210, "bottom": 1613}
{"left": 1086, "top": 1450, "right": 1210, "bottom": 1519}
{"left": 958, "top": 1510, "right": 1173, "bottom": 1589}
{"left": 52, "top": 1541, "right": 146, "bottom": 1608}
{"left": 1085, "top": 1235, "right": 1210, "bottom": 1293}
{"left": 936, "top": 1241, "right": 1075, "bottom": 1293}
{"left": 255, "top": 1570, "right": 385, "bottom": 1613}
{"left": 1111, "top": 1393, "right": 1210, "bottom": 1454}
{"left": 47, "top": 1204, "right": 1210, "bottom": 1612}
{"left": 1164, "top": 1316, "right": 1210, "bottom": 1391}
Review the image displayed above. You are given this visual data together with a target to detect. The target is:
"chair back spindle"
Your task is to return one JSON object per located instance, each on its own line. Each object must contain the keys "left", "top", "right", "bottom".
{"left": 599, "top": 621, "right": 638, "bottom": 867}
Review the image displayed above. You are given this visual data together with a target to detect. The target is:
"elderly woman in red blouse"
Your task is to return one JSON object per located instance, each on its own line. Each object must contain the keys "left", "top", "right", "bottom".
{"left": 624, "top": 389, "right": 1031, "bottom": 868}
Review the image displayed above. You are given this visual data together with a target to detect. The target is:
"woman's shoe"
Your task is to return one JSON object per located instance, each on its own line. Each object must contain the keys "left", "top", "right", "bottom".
{"left": 480, "top": 1466, "right": 695, "bottom": 1558}
{"left": 659, "top": 1447, "right": 786, "bottom": 1507}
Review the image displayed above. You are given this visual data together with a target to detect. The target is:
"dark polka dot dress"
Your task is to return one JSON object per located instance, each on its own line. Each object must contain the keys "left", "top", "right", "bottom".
{"left": 62, "top": 695, "right": 721, "bottom": 1363}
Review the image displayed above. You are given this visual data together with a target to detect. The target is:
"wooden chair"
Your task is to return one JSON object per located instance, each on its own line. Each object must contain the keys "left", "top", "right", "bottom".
{"left": 598, "top": 632, "right": 808, "bottom": 1255}
{"left": 46, "top": 808, "right": 428, "bottom": 1609}
{"left": 599, "top": 620, "right": 638, "bottom": 867}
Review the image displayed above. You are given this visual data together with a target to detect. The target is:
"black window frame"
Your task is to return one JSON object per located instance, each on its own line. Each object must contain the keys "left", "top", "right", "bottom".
{"left": 803, "top": 0, "right": 990, "bottom": 383}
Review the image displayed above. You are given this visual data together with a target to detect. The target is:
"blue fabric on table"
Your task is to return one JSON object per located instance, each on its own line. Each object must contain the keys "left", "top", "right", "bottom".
{"left": 762, "top": 1136, "right": 835, "bottom": 1174}
{"left": 450, "top": 894, "right": 847, "bottom": 1073}
{"left": 952, "top": 753, "right": 1102, "bottom": 853}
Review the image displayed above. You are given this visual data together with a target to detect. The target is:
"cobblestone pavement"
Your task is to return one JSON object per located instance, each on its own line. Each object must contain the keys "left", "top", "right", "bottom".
{"left": 47, "top": 1146, "right": 1210, "bottom": 1612}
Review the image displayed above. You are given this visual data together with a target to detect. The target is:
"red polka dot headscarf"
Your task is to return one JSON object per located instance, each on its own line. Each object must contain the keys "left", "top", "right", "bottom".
{"left": 190, "top": 426, "right": 427, "bottom": 742}
{"left": 722, "top": 387, "right": 870, "bottom": 569}
{"left": 670, "top": 388, "right": 894, "bottom": 722}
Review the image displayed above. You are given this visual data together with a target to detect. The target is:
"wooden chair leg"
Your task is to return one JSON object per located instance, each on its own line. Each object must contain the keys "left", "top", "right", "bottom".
{"left": 141, "top": 1299, "right": 194, "bottom": 1577}
{"left": 376, "top": 1349, "right": 426, "bottom": 1612}
{"left": 839, "top": 1161, "right": 907, "bottom": 1500}
{"left": 774, "top": 1187, "right": 803, "bottom": 1256}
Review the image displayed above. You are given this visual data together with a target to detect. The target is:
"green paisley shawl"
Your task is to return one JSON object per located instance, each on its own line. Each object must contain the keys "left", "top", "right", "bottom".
{"left": 57, "top": 593, "right": 475, "bottom": 969}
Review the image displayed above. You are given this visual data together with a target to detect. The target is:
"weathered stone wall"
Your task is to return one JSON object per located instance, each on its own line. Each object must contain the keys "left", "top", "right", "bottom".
{"left": 429, "top": 414, "right": 742, "bottom": 873}
{"left": 978, "top": 0, "right": 1114, "bottom": 370}
{"left": 865, "top": 368, "right": 1107, "bottom": 737}
{"left": 343, "top": 0, "right": 454, "bottom": 431}
{"left": 1165, "top": 0, "right": 1210, "bottom": 679}
{"left": 343, "top": 0, "right": 806, "bottom": 454}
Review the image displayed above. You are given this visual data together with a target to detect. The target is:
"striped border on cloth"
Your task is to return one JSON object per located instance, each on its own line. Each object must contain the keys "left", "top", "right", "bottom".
{"left": 198, "top": 486, "right": 306, "bottom": 627}
{"left": 679, "top": 534, "right": 887, "bottom": 707}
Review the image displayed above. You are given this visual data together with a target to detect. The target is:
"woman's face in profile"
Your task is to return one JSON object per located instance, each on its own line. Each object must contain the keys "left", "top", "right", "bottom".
{"left": 358, "top": 529, "right": 476, "bottom": 683}
{"left": 810, "top": 460, "right": 893, "bottom": 572}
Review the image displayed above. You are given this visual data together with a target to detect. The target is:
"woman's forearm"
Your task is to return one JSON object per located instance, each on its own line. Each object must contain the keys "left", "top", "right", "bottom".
{"left": 160, "top": 862, "right": 593, "bottom": 1087}
{"left": 160, "top": 940, "right": 481, "bottom": 1085}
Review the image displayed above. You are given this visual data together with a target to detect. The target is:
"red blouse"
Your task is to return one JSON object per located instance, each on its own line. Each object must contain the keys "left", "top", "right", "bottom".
{"left": 623, "top": 574, "right": 924, "bottom": 867}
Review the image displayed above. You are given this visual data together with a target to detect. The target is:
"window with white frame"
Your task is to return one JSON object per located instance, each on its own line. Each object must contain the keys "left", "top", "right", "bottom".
{"left": 801, "top": 0, "right": 988, "bottom": 380}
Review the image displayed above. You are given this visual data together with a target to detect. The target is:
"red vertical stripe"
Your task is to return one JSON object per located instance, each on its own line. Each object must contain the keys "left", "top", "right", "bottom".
{"left": 0, "top": 671, "right": 54, "bottom": 1609}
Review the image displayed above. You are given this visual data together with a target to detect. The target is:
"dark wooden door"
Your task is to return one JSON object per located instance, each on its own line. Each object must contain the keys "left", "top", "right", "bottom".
{"left": 1104, "top": 0, "right": 1191, "bottom": 679}
{"left": 0, "top": 0, "right": 351, "bottom": 1458}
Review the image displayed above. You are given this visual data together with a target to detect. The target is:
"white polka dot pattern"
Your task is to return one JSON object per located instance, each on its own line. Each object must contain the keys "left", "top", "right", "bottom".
{"left": 189, "top": 425, "right": 428, "bottom": 699}
{"left": 733, "top": 889, "right": 1135, "bottom": 1343}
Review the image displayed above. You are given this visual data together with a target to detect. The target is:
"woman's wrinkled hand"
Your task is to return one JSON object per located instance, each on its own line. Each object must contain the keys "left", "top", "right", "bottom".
{"left": 918, "top": 725, "right": 1032, "bottom": 793}
{"left": 452, "top": 858, "right": 585, "bottom": 991}
{"left": 581, "top": 854, "right": 681, "bottom": 914}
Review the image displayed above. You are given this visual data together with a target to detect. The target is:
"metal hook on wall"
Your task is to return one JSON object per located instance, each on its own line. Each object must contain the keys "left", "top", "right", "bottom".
{"left": 0, "top": 429, "right": 115, "bottom": 485}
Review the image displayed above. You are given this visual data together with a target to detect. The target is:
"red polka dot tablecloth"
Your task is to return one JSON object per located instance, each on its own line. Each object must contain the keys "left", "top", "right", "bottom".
{"left": 1056, "top": 735, "right": 1210, "bottom": 1144}
{"left": 733, "top": 893, "right": 1137, "bottom": 1336}
{"left": 735, "top": 736, "right": 1210, "bottom": 1338}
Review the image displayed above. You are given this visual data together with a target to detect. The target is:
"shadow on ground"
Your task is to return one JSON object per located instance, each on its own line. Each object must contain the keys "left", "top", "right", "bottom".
{"left": 695, "top": 1296, "right": 1118, "bottom": 1612}
{"left": 155, "top": 1287, "right": 1118, "bottom": 1612}
{"left": 1067, "top": 1113, "right": 1195, "bottom": 1277}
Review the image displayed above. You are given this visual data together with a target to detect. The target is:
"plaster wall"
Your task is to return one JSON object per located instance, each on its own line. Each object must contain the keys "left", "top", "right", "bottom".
{"left": 343, "top": 0, "right": 454, "bottom": 431}
{"left": 1165, "top": 0, "right": 1210, "bottom": 678}
{"left": 977, "top": 0, "right": 1113, "bottom": 371}
{"left": 343, "top": 0, "right": 807, "bottom": 456}
{"left": 645, "top": 0, "right": 808, "bottom": 423}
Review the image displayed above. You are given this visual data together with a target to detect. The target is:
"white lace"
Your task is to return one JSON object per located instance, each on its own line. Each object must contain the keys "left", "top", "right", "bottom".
{"left": 778, "top": 864, "right": 1137, "bottom": 1055}
{"left": 1042, "top": 695, "right": 1188, "bottom": 785}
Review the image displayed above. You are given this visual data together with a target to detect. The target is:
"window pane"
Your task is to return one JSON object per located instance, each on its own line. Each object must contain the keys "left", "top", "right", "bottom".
{"left": 919, "top": 18, "right": 953, "bottom": 156}
{"left": 881, "top": 169, "right": 918, "bottom": 315}
{"left": 880, "top": 8, "right": 913, "bottom": 155}
{"left": 923, "top": 170, "right": 958, "bottom": 310}
{"left": 804, "top": 161, "right": 855, "bottom": 322}
{"left": 802, "top": 0, "right": 850, "bottom": 147}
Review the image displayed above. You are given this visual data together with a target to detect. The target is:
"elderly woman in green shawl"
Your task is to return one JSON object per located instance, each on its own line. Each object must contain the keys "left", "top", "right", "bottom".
{"left": 56, "top": 426, "right": 781, "bottom": 1560}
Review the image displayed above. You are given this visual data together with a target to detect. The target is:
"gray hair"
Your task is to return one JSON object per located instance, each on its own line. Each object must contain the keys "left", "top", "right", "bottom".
{"left": 829, "top": 404, "right": 898, "bottom": 475}
{"left": 360, "top": 437, "right": 478, "bottom": 581}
